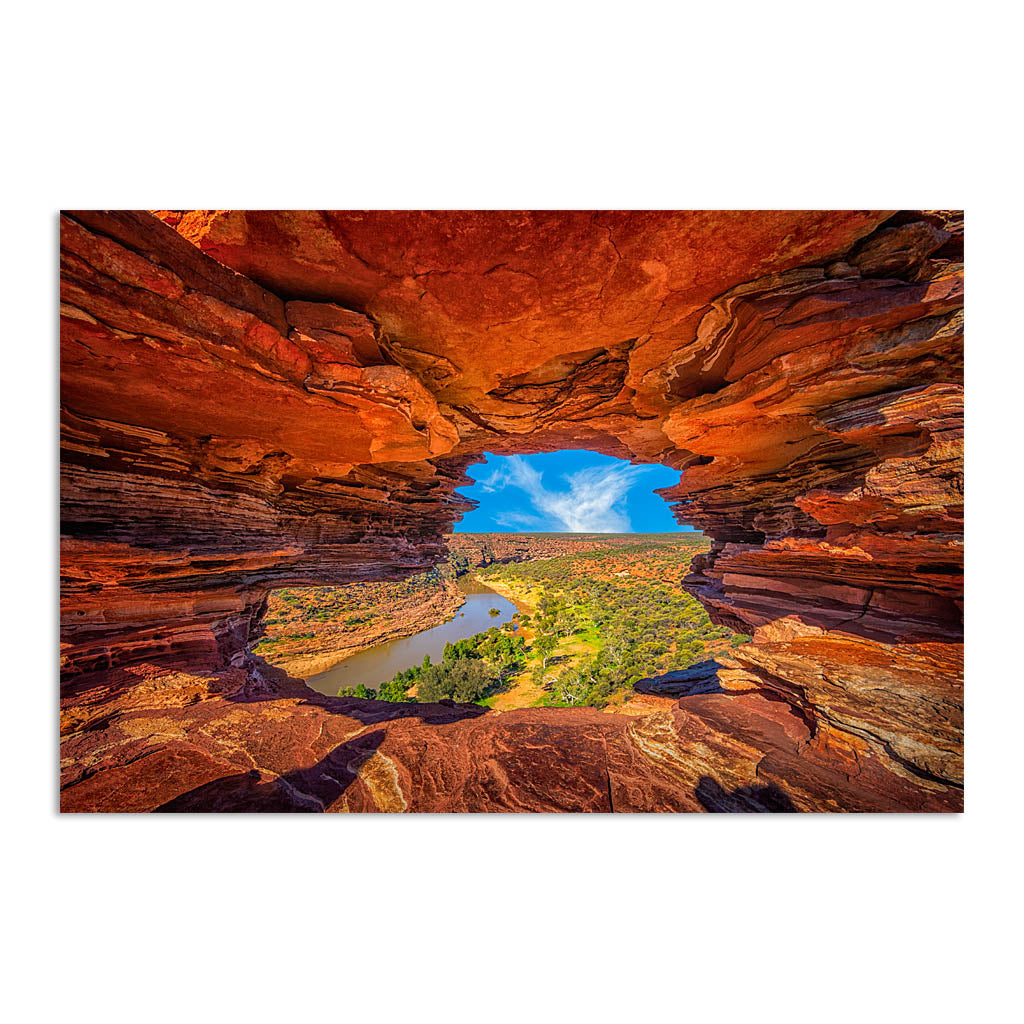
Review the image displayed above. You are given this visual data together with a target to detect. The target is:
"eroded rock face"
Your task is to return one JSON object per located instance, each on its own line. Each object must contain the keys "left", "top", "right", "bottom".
{"left": 60, "top": 209, "right": 963, "bottom": 811}
{"left": 59, "top": 663, "right": 957, "bottom": 813}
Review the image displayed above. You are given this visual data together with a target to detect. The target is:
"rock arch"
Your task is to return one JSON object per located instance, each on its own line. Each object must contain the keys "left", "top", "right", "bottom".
{"left": 59, "top": 209, "right": 962, "bottom": 811}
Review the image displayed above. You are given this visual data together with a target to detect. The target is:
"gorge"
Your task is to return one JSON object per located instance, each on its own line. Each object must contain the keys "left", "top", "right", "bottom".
{"left": 305, "top": 579, "right": 517, "bottom": 695}
{"left": 59, "top": 209, "right": 964, "bottom": 812}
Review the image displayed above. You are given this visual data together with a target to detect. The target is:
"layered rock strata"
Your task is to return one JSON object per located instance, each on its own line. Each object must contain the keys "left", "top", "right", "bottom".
{"left": 59, "top": 661, "right": 958, "bottom": 812}
{"left": 60, "top": 209, "right": 963, "bottom": 811}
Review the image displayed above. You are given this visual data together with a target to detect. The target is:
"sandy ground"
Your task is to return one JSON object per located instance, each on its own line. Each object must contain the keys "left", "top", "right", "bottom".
{"left": 488, "top": 668, "right": 547, "bottom": 710}
{"left": 476, "top": 578, "right": 535, "bottom": 616}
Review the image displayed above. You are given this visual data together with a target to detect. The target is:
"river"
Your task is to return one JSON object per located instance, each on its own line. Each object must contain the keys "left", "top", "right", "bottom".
{"left": 304, "top": 577, "right": 518, "bottom": 696}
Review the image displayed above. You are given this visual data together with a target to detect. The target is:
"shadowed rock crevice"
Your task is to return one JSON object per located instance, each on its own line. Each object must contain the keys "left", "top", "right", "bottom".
{"left": 695, "top": 777, "right": 798, "bottom": 813}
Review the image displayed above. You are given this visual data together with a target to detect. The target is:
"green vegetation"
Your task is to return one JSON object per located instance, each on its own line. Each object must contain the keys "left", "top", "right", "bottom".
{"left": 251, "top": 632, "right": 314, "bottom": 654}
{"left": 338, "top": 536, "right": 738, "bottom": 710}
{"left": 477, "top": 537, "right": 737, "bottom": 709}
{"left": 269, "top": 568, "right": 458, "bottom": 628}
{"left": 339, "top": 627, "right": 527, "bottom": 704}
{"left": 287, "top": 533, "right": 737, "bottom": 712}
{"left": 255, "top": 532, "right": 707, "bottom": 666}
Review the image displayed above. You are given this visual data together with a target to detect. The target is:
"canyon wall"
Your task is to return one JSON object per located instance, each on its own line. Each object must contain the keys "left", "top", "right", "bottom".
{"left": 60, "top": 209, "right": 963, "bottom": 811}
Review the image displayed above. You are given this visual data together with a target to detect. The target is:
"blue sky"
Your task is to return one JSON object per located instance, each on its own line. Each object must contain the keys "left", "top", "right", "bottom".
{"left": 454, "top": 450, "right": 692, "bottom": 534}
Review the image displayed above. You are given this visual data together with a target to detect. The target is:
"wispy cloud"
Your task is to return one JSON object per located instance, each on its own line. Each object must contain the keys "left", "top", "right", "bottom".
{"left": 476, "top": 456, "right": 650, "bottom": 532}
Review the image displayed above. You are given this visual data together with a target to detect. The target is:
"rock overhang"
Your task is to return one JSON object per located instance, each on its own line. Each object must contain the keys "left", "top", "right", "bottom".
{"left": 59, "top": 209, "right": 963, "bottom": 811}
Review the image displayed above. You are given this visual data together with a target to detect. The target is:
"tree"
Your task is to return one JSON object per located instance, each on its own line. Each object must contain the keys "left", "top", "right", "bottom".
{"left": 338, "top": 682, "right": 378, "bottom": 700}
{"left": 556, "top": 610, "right": 577, "bottom": 638}
{"left": 554, "top": 670, "right": 588, "bottom": 705}
{"left": 534, "top": 632, "right": 557, "bottom": 669}
{"left": 378, "top": 679, "right": 409, "bottom": 704}
{"left": 451, "top": 659, "right": 489, "bottom": 703}
{"left": 416, "top": 664, "right": 448, "bottom": 703}
{"left": 486, "top": 640, "right": 524, "bottom": 690}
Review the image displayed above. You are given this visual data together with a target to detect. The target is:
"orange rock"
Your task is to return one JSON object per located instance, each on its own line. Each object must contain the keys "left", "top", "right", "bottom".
{"left": 60, "top": 209, "right": 963, "bottom": 811}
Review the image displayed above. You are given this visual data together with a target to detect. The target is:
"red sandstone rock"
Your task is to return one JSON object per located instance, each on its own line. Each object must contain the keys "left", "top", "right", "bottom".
{"left": 59, "top": 663, "right": 959, "bottom": 813}
{"left": 60, "top": 209, "right": 963, "bottom": 811}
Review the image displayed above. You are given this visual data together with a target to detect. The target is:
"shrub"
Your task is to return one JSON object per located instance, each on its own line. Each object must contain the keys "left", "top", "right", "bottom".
{"left": 337, "top": 682, "right": 378, "bottom": 700}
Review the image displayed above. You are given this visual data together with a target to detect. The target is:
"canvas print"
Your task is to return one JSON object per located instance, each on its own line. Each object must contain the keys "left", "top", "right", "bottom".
{"left": 59, "top": 210, "right": 964, "bottom": 812}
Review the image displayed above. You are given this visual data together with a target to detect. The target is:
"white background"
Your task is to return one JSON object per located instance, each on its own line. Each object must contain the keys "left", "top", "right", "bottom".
{"left": 5, "top": 1, "right": 1020, "bottom": 1021}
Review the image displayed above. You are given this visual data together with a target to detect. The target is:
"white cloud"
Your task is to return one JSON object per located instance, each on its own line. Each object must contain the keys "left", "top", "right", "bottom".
{"left": 476, "top": 456, "right": 650, "bottom": 532}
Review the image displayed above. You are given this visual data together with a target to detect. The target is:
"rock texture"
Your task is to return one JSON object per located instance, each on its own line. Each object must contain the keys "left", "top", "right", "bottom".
{"left": 60, "top": 661, "right": 957, "bottom": 812}
{"left": 256, "top": 577, "right": 465, "bottom": 678}
{"left": 259, "top": 532, "right": 694, "bottom": 678}
{"left": 60, "top": 209, "right": 963, "bottom": 811}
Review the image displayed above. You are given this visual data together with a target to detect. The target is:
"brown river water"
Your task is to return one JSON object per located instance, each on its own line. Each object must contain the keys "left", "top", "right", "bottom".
{"left": 304, "top": 578, "right": 518, "bottom": 695}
